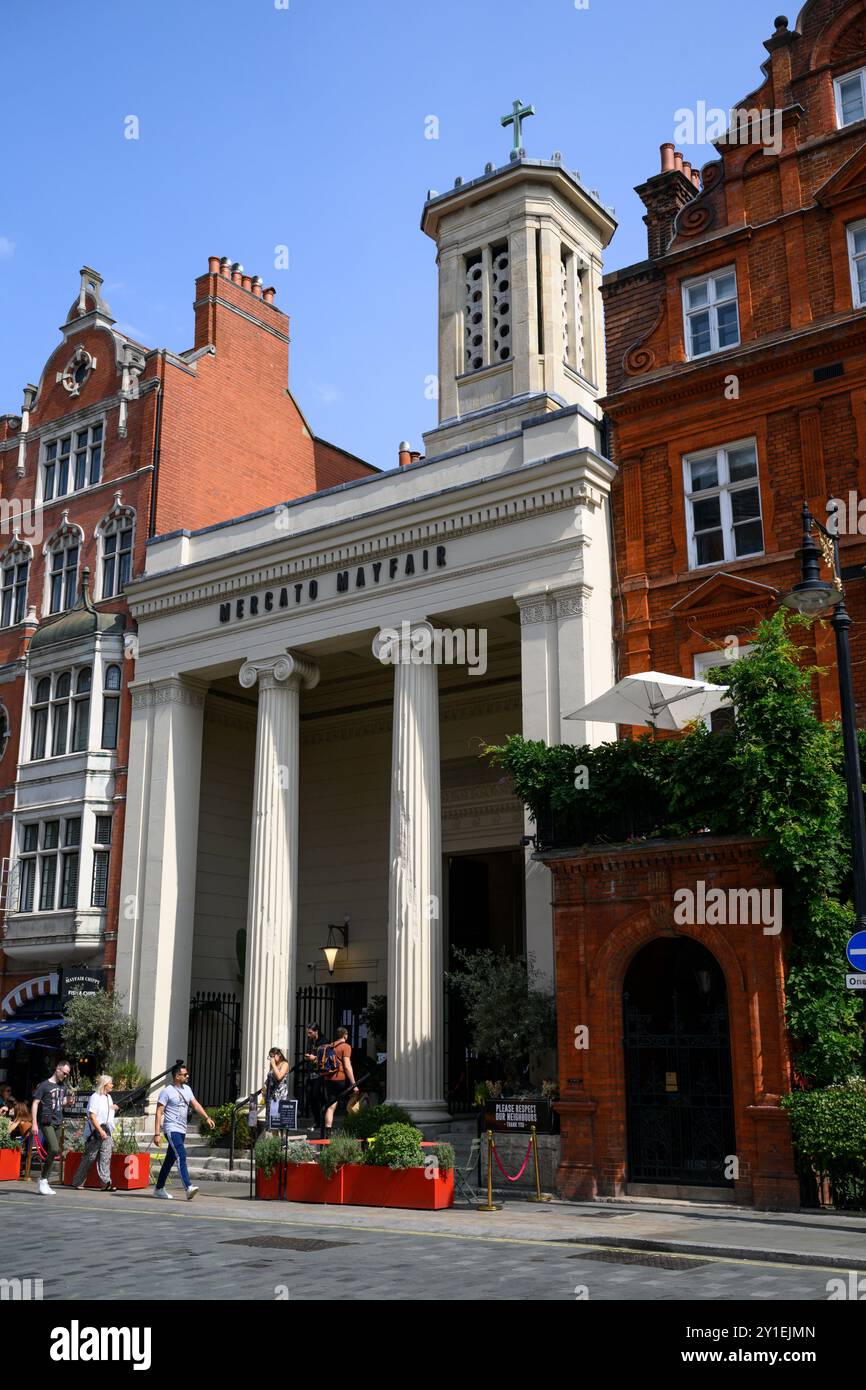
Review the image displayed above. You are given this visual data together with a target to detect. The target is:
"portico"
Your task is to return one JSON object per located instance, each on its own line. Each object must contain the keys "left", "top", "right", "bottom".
{"left": 115, "top": 145, "right": 619, "bottom": 1120}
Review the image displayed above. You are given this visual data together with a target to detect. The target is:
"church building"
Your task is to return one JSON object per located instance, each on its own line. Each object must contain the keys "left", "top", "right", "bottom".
{"left": 114, "top": 137, "right": 619, "bottom": 1120}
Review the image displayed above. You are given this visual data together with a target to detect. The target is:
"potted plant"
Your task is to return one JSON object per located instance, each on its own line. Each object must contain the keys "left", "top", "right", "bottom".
{"left": 254, "top": 1132, "right": 283, "bottom": 1199}
{"left": 341, "top": 1124, "right": 454, "bottom": 1209}
{"left": 0, "top": 1117, "right": 22, "bottom": 1181}
{"left": 63, "top": 1117, "right": 151, "bottom": 1190}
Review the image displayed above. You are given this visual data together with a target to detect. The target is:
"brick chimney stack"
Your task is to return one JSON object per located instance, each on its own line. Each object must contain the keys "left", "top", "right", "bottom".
{"left": 635, "top": 144, "right": 701, "bottom": 259}
{"left": 193, "top": 256, "right": 289, "bottom": 384}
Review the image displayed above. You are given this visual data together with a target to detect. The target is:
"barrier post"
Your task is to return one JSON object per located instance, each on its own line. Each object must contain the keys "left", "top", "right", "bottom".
{"left": 476, "top": 1129, "right": 501, "bottom": 1212}
{"left": 526, "top": 1124, "right": 552, "bottom": 1203}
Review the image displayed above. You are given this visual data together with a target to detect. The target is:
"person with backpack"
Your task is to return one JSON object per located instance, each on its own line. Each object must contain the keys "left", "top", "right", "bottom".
{"left": 152, "top": 1062, "right": 214, "bottom": 1200}
{"left": 319, "top": 1026, "right": 358, "bottom": 1141}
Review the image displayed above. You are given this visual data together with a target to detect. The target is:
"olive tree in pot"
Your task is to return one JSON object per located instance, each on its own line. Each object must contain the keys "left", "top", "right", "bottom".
{"left": 447, "top": 948, "right": 555, "bottom": 1096}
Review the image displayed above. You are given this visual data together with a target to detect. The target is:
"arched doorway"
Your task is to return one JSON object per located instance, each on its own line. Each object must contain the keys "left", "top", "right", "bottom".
{"left": 623, "top": 937, "right": 735, "bottom": 1190}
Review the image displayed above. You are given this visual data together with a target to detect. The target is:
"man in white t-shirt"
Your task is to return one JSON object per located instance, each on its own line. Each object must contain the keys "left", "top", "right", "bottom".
{"left": 153, "top": 1061, "right": 214, "bottom": 1201}
{"left": 70, "top": 1075, "right": 118, "bottom": 1191}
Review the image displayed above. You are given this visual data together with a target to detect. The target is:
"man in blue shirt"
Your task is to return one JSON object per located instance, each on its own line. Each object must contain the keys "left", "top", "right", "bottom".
{"left": 152, "top": 1062, "right": 214, "bottom": 1201}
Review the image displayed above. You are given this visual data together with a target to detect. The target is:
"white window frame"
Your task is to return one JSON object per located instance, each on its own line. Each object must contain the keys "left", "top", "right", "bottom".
{"left": 97, "top": 504, "right": 135, "bottom": 599}
{"left": 693, "top": 647, "right": 755, "bottom": 730}
{"left": 40, "top": 417, "right": 104, "bottom": 504}
{"left": 17, "top": 813, "right": 82, "bottom": 914}
{"left": 847, "top": 218, "right": 866, "bottom": 308}
{"left": 28, "top": 664, "right": 93, "bottom": 762}
{"left": 835, "top": 67, "right": 866, "bottom": 129}
{"left": 0, "top": 540, "right": 31, "bottom": 628}
{"left": 91, "top": 813, "right": 113, "bottom": 908}
{"left": 682, "top": 266, "right": 740, "bottom": 360}
{"left": 683, "top": 438, "right": 764, "bottom": 570}
{"left": 45, "top": 527, "right": 82, "bottom": 615}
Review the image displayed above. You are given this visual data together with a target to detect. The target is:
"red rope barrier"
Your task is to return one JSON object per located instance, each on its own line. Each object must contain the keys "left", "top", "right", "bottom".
{"left": 491, "top": 1137, "right": 533, "bottom": 1182}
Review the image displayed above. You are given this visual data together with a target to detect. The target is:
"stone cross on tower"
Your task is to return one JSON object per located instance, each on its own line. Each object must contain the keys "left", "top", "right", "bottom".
{"left": 501, "top": 98, "right": 535, "bottom": 152}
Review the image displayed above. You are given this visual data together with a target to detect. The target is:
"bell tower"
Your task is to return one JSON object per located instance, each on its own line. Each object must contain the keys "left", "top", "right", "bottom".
{"left": 421, "top": 104, "right": 616, "bottom": 456}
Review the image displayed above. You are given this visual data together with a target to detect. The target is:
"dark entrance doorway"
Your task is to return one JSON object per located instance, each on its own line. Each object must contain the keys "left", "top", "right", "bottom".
{"left": 623, "top": 938, "right": 735, "bottom": 1188}
{"left": 445, "top": 848, "right": 524, "bottom": 1112}
{"left": 293, "top": 981, "right": 368, "bottom": 1117}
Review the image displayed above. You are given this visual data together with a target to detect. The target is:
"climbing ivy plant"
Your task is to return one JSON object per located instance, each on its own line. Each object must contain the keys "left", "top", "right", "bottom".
{"left": 485, "top": 610, "right": 862, "bottom": 1088}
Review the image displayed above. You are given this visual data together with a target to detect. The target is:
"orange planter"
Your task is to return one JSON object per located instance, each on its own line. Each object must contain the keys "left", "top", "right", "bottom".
{"left": 256, "top": 1166, "right": 282, "bottom": 1200}
{"left": 63, "top": 1152, "right": 151, "bottom": 1190}
{"left": 341, "top": 1164, "right": 454, "bottom": 1209}
{"left": 0, "top": 1147, "right": 21, "bottom": 1180}
{"left": 283, "top": 1163, "right": 343, "bottom": 1204}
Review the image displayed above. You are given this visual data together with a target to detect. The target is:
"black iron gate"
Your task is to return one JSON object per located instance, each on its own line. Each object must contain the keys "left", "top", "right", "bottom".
{"left": 187, "top": 991, "right": 241, "bottom": 1108}
{"left": 293, "top": 982, "right": 367, "bottom": 1117}
{"left": 624, "top": 942, "right": 736, "bottom": 1188}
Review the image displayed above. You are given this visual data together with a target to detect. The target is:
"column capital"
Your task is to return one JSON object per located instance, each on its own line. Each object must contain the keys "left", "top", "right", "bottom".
{"left": 238, "top": 651, "right": 320, "bottom": 693}
{"left": 372, "top": 619, "right": 438, "bottom": 664}
{"left": 129, "top": 675, "right": 207, "bottom": 710}
{"left": 514, "top": 583, "right": 593, "bottom": 625}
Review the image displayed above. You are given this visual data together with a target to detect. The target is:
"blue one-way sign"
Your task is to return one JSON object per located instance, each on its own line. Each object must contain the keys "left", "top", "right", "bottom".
{"left": 845, "top": 931, "right": 866, "bottom": 971}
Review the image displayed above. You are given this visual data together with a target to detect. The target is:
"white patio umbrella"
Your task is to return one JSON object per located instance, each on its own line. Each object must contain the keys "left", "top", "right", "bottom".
{"left": 564, "top": 670, "right": 731, "bottom": 732}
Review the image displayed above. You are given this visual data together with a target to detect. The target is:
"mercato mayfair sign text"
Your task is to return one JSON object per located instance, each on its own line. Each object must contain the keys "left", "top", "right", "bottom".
{"left": 218, "top": 546, "right": 447, "bottom": 625}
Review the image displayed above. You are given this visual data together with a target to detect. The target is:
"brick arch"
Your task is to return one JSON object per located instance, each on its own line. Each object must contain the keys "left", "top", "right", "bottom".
{"left": 587, "top": 909, "right": 749, "bottom": 1001}
{"left": 812, "top": 1, "right": 866, "bottom": 68}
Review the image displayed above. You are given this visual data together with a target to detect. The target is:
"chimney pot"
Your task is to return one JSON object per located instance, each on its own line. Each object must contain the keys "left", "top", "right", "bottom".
{"left": 398, "top": 441, "right": 411, "bottom": 468}
{"left": 660, "top": 143, "right": 675, "bottom": 172}
{"left": 682, "top": 160, "right": 692, "bottom": 180}
{"left": 409, "top": 451, "right": 422, "bottom": 465}
{"left": 251, "top": 276, "right": 263, "bottom": 298}
{"left": 208, "top": 256, "right": 220, "bottom": 274}
{"left": 262, "top": 286, "right": 276, "bottom": 303}
{"left": 691, "top": 168, "right": 701, "bottom": 189}
{"left": 241, "top": 274, "right": 252, "bottom": 291}
{"left": 231, "top": 262, "right": 243, "bottom": 284}
{"left": 219, "top": 257, "right": 231, "bottom": 278}
{"left": 674, "top": 150, "right": 684, "bottom": 172}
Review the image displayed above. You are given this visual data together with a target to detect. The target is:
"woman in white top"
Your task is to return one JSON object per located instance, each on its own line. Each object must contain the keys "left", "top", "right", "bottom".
{"left": 70, "top": 1075, "right": 118, "bottom": 1191}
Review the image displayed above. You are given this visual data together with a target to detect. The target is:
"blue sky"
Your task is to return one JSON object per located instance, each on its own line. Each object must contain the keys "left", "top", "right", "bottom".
{"left": 3, "top": 0, "right": 781, "bottom": 472}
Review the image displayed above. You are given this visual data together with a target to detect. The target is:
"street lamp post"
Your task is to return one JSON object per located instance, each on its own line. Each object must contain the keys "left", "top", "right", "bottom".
{"left": 781, "top": 503, "right": 866, "bottom": 1066}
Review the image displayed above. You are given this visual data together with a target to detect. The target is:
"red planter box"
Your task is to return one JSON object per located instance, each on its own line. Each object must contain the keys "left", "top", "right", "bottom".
{"left": 256, "top": 1166, "right": 282, "bottom": 1200}
{"left": 0, "top": 1147, "right": 21, "bottom": 1181}
{"left": 63, "top": 1152, "right": 151, "bottom": 1190}
{"left": 283, "top": 1163, "right": 343, "bottom": 1204}
{"left": 341, "top": 1164, "right": 454, "bottom": 1210}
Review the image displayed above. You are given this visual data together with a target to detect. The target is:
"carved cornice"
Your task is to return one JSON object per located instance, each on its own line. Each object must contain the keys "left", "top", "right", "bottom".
{"left": 127, "top": 480, "right": 606, "bottom": 621}
{"left": 516, "top": 583, "right": 593, "bottom": 624}
{"left": 130, "top": 677, "right": 206, "bottom": 710}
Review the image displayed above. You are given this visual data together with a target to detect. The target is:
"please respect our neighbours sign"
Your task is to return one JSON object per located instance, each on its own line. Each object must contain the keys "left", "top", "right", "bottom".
{"left": 483, "top": 1099, "right": 551, "bottom": 1132}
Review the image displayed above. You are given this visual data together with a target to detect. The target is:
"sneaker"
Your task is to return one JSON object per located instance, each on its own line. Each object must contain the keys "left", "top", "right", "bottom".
{"left": 185, "top": 1185, "right": 199, "bottom": 1201}
{"left": 153, "top": 1188, "right": 173, "bottom": 1199}
{"left": 37, "top": 1179, "right": 55, "bottom": 1196}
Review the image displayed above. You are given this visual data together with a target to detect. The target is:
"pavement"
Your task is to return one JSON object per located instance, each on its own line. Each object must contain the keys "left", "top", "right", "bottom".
{"left": 2, "top": 1176, "right": 866, "bottom": 1301}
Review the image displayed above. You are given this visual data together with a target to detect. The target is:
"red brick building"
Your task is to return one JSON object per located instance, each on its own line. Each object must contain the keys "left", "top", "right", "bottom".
{"left": 545, "top": 838, "right": 800, "bottom": 1209}
{"left": 0, "top": 259, "right": 375, "bottom": 1086}
{"left": 602, "top": 0, "right": 866, "bottom": 717}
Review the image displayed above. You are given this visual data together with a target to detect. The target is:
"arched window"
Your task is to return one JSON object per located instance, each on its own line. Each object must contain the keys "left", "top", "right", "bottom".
{"left": 29, "top": 665, "right": 92, "bottom": 760}
{"left": 44, "top": 518, "right": 83, "bottom": 615}
{"left": 101, "top": 664, "right": 121, "bottom": 749}
{"left": 98, "top": 496, "right": 135, "bottom": 599}
{"left": 0, "top": 539, "right": 31, "bottom": 628}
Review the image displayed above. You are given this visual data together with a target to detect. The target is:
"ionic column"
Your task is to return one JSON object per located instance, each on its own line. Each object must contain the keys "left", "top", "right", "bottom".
{"left": 375, "top": 622, "right": 449, "bottom": 1124}
{"left": 238, "top": 652, "right": 318, "bottom": 1097}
